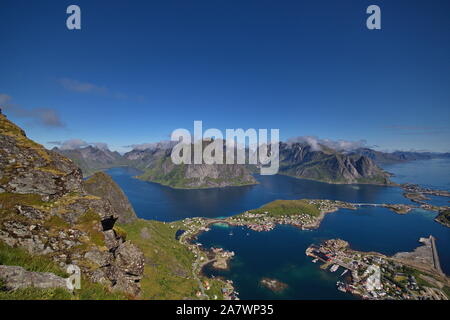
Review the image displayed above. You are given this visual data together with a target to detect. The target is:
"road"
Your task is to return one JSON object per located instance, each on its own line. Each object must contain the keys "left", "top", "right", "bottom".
{"left": 430, "top": 235, "right": 444, "bottom": 274}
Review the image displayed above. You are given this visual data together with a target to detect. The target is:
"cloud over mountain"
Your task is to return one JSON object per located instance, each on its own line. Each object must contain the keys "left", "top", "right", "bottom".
{"left": 287, "top": 136, "right": 368, "bottom": 152}
{"left": 48, "top": 139, "right": 110, "bottom": 151}
{"left": 124, "top": 140, "right": 176, "bottom": 151}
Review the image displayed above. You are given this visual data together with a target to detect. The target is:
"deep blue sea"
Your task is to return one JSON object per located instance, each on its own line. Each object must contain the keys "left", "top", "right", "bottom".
{"left": 106, "top": 159, "right": 450, "bottom": 299}
{"left": 383, "top": 158, "right": 450, "bottom": 191}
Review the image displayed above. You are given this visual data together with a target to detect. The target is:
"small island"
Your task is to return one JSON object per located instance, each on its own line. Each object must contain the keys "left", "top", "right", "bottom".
{"left": 260, "top": 278, "right": 288, "bottom": 293}
{"left": 174, "top": 195, "right": 450, "bottom": 301}
{"left": 435, "top": 208, "right": 450, "bottom": 228}
{"left": 210, "top": 247, "right": 235, "bottom": 270}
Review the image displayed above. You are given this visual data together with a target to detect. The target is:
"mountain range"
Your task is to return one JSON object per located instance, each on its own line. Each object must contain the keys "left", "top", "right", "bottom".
{"left": 54, "top": 146, "right": 126, "bottom": 177}
{"left": 349, "top": 148, "right": 450, "bottom": 165}
{"left": 52, "top": 140, "right": 402, "bottom": 187}
{"left": 278, "top": 142, "right": 391, "bottom": 184}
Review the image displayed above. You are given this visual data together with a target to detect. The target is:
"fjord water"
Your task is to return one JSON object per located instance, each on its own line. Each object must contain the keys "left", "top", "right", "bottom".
{"left": 199, "top": 206, "right": 450, "bottom": 299}
{"left": 383, "top": 158, "right": 450, "bottom": 191}
{"left": 106, "top": 159, "right": 450, "bottom": 299}
{"left": 106, "top": 167, "right": 410, "bottom": 222}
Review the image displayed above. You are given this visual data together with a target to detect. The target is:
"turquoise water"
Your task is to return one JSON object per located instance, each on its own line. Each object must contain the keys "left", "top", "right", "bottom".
{"left": 198, "top": 207, "right": 450, "bottom": 299}
{"left": 106, "top": 159, "right": 450, "bottom": 299}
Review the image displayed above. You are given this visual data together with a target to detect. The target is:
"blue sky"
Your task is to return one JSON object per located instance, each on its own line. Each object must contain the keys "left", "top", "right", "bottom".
{"left": 0, "top": 0, "right": 449, "bottom": 152}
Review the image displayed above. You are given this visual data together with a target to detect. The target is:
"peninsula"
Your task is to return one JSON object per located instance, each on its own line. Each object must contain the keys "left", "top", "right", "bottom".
{"left": 306, "top": 238, "right": 449, "bottom": 300}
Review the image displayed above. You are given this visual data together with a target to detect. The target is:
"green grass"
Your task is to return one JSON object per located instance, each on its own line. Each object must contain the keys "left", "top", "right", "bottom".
{"left": 248, "top": 199, "right": 321, "bottom": 217}
{"left": 75, "top": 209, "right": 105, "bottom": 247}
{"left": 0, "top": 240, "right": 129, "bottom": 300}
{"left": 401, "top": 266, "right": 437, "bottom": 288}
{"left": 0, "top": 286, "right": 73, "bottom": 300}
{"left": 0, "top": 193, "right": 45, "bottom": 211}
{"left": 113, "top": 226, "right": 127, "bottom": 241}
{"left": 74, "top": 279, "right": 129, "bottom": 300}
{"left": 120, "top": 219, "right": 225, "bottom": 299}
{"left": 443, "top": 286, "right": 450, "bottom": 299}
{"left": 0, "top": 241, "right": 67, "bottom": 277}
{"left": 0, "top": 277, "right": 130, "bottom": 300}
{"left": 120, "top": 219, "right": 198, "bottom": 299}
{"left": 436, "top": 209, "right": 450, "bottom": 226}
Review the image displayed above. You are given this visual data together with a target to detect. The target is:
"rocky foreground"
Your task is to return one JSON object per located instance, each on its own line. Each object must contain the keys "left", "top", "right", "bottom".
{"left": 0, "top": 111, "right": 144, "bottom": 297}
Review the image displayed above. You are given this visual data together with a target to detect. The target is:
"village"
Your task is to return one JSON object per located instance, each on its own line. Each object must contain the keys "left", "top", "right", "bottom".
{"left": 306, "top": 238, "right": 449, "bottom": 300}
{"left": 225, "top": 199, "right": 358, "bottom": 231}
{"left": 225, "top": 211, "right": 313, "bottom": 232}
{"left": 175, "top": 197, "right": 450, "bottom": 301}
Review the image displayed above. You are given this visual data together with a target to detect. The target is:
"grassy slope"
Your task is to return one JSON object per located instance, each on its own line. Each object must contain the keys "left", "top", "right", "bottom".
{"left": 245, "top": 199, "right": 321, "bottom": 217}
{"left": 436, "top": 209, "right": 450, "bottom": 227}
{"left": 138, "top": 159, "right": 195, "bottom": 188}
{"left": 120, "top": 219, "right": 225, "bottom": 299}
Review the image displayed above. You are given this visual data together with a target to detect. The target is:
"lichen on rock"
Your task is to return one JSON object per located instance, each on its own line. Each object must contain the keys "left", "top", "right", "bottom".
{"left": 0, "top": 113, "right": 144, "bottom": 297}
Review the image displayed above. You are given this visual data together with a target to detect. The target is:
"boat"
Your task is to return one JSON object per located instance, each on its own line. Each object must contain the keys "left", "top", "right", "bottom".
{"left": 330, "top": 264, "right": 339, "bottom": 272}
{"left": 340, "top": 269, "right": 348, "bottom": 276}
{"left": 336, "top": 281, "right": 347, "bottom": 292}
{"left": 312, "top": 258, "right": 318, "bottom": 263}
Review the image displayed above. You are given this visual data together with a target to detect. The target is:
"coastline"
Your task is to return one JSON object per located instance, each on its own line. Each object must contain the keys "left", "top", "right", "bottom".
{"left": 306, "top": 238, "right": 449, "bottom": 300}
{"left": 174, "top": 189, "right": 450, "bottom": 300}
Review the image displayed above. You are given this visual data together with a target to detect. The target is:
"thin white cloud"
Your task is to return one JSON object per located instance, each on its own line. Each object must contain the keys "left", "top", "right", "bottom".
{"left": 59, "top": 78, "right": 108, "bottom": 94}
{"left": 48, "top": 139, "right": 110, "bottom": 151}
{"left": 287, "top": 136, "right": 368, "bottom": 152}
{"left": 58, "top": 78, "right": 145, "bottom": 103}
{"left": 0, "top": 93, "right": 64, "bottom": 128}
{"left": 124, "top": 140, "right": 176, "bottom": 151}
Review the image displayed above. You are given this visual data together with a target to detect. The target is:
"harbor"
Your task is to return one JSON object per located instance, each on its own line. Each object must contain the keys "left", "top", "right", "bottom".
{"left": 306, "top": 238, "right": 449, "bottom": 300}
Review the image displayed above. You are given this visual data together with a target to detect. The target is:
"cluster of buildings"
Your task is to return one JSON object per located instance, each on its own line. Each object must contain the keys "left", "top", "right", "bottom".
{"left": 306, "top": 239, "right": 448, "bottom": 300}
{"left": 307, "top": 199, "right": 355, "bottom": 212}
{"left": 226, "top": 210, "right": 318, "bottom": 232}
